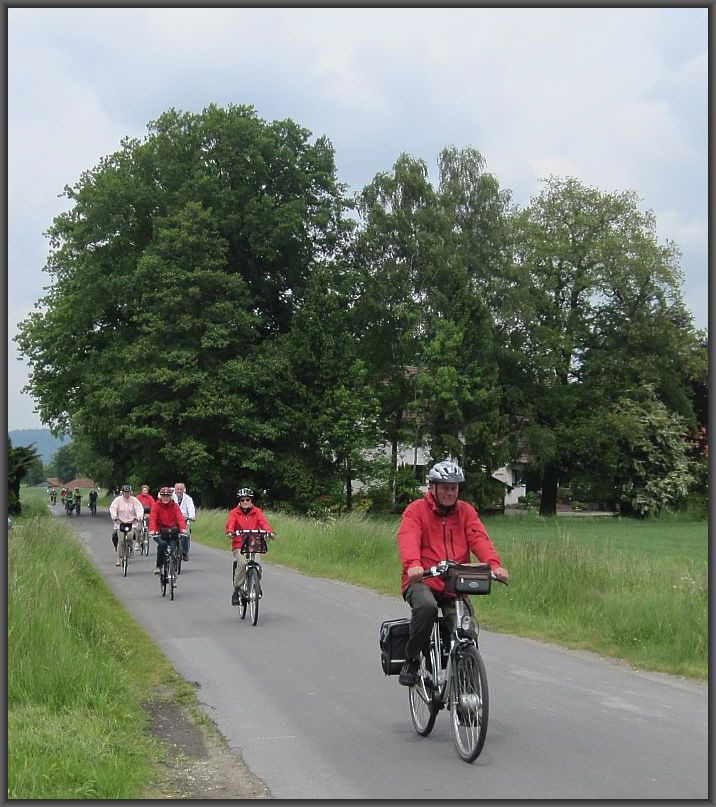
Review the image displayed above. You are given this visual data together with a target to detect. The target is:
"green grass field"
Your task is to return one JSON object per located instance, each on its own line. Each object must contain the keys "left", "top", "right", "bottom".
{"left": 8, "top": 488, "right": 199, "bottom": 798}
{"left": 194, "top": 508, "right": 707, "bottom": 679}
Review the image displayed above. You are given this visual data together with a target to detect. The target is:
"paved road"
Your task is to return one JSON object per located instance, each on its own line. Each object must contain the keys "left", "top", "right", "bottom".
{"left": 65, "top": 509, "right": 707, "bottom": 799}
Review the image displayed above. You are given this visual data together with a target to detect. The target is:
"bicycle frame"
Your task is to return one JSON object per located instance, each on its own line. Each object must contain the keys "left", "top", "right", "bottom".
{"left": 418, "top": 596, "right": 476, "bottom": 700}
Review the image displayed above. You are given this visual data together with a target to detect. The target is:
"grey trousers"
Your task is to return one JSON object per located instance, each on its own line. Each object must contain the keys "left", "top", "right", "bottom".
{"left": 403, "top": 581, "right": 474, "bottom": 661}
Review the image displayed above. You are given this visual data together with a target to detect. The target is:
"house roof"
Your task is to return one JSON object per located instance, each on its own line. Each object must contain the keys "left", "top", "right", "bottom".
{"left": 63, "top": 478, "right": 97, "bottom": 489}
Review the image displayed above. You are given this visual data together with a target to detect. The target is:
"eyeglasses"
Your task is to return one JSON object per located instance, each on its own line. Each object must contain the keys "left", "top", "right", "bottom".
{"left": 239, "top": 498, "right": 252, "bottom": 503}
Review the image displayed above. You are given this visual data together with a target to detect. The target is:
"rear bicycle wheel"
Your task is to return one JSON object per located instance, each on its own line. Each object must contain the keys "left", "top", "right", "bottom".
{"left": 449, "top": 644, "right": 489, "bottom": 763}
{"left": 247, "top": 568, "right": 260, "bottom": 625}
{"left": 408, "top": 651, "right": 439, "bottom": 736}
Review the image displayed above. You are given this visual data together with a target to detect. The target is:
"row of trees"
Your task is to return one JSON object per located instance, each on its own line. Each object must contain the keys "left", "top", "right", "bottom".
{"left": 16, "top": 104, "right": 707, "bottom": 515}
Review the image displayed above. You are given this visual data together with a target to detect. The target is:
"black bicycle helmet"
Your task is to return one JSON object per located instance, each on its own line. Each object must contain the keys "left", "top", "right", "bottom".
{"left": 237, "top": 487, "right": 254, "bottom": 499}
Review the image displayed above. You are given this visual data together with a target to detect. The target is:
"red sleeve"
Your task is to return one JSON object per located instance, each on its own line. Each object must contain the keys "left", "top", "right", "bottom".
{"left": 463, "top": 503, "right": 502, "bottom": 569}
{"left": 225, "top": 510, "right": 236, "bottom": 533}
{"left": 255, "top": 508, "right": 273, "bottom": 532}
{"left": 397, "top": 501, "right": 424, "bottom": 573}
{"left": 148, "top": 503, "right": 159, "bottom": 533}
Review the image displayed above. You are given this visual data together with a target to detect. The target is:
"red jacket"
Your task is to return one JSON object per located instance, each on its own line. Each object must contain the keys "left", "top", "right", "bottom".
{"left": 397, "top": 492, "right": 502, "bottom": 595}
{"left": 149, "top": 500, "right": 187, "bottom": 534}
{"left": 225, "top": 505, "right": 274, "bottom": 551}
{"left": 136, "top": 492, "right": 155, "bottom": 513}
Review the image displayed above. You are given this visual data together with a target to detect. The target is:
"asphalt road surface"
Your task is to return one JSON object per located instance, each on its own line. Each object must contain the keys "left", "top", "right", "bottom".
{"left": 63, "top": 509, "right": 707, "bottom": 799}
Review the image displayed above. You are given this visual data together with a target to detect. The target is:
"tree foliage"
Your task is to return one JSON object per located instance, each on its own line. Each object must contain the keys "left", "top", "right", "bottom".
{"left": 14, "top": 105, "right": 704, "bottom": 516}
{"left": 506, "top": 177, "right": 702, "bottom": 514}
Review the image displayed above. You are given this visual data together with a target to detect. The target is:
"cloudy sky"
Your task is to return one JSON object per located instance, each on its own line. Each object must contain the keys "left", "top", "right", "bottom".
{"left": 8, "top": 7, "right": 708, "bottom": 430}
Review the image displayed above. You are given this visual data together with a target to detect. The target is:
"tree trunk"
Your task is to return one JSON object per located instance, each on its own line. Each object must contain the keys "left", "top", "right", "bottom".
{"left": 539, "top": 465, "right": 559, "bottom": 516}
{"left": 345, "top": 458, "right": 353, "bottom": 512}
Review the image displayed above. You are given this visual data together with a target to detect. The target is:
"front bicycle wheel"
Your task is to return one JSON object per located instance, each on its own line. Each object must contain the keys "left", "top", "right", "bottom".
{"left": 247, "top": 569, "right": 260, "bottom": 626}
{"left": 409, "top": 652, "right": 439, "bottom": 736}
{"left": 449, "top": 644, "right": 489, "bottom": 763}
{"left": 161, "top": 558, "right": 168, "bottom": 597}
{"left": 169, "top": 555, "right": 176, "bottom": 600}
{"left": 122, "top": 537, "right": 129, "bottom": 576}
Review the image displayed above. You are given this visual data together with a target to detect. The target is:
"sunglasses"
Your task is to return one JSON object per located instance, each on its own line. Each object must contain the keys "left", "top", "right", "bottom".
{"left": 239, "top": 497, "right": 252, "bottom": 502}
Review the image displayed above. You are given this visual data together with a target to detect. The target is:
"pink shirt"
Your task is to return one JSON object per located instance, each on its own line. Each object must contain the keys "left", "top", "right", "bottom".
{"left": 109, "top": 495, "right": 144, "bottom": 523}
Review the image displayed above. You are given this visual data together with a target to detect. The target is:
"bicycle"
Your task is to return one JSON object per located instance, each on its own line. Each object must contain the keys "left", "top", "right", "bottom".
{"left": 116, "top": 521, "right": 136, "bottom": 577}
{"left": 384, "top": 560, "right": 507, "bottom": 763}
{"left": 65, "top": 498, "right": 74, "bottom": 517}
{"left": 88, "top": 498, "right": 97, "bottom": 517}
{"left": 232, "top": 529, "right": 271, "bottom": 626}
{"left": 156, "top": 529, "right": 184, "bottom": 600}
{"left": 139, "top": 514, "right": 151, "bottom": 556}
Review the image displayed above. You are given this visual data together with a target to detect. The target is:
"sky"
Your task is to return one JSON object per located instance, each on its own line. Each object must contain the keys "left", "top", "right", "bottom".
{"left": 7, "top": 7, "right": 709, "bottom": 431}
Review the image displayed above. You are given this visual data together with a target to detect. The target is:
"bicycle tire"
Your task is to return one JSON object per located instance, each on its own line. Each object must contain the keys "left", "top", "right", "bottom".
{"left": 170, "top": 553, "right": 176, "bottom": 601}
{"left": 247, "top": 568, "right": 259, "bottom": 626}
{"left": 161, "top": 557, "right": 168, "bottom": 597}
{"left": 449, "top": 644, "right": 489, "bottom": 763}
{"left": 176, "top": 552, "right": 182, "bottom": 576}
{"left": 409, "top": 651, "right": 439, "bottom": 736}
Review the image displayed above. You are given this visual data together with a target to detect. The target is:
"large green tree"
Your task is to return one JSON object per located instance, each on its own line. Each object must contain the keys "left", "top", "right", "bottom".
{"left": 507, "top": 177, "right": 702, "bottom": 515}
{"left": 16, "top": 105, "right": 347, "bottom": 506}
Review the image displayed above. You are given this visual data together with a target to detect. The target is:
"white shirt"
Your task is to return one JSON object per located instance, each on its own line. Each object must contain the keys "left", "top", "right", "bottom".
{"left": 172, "top": 491, "right": 196, "bottom": 521}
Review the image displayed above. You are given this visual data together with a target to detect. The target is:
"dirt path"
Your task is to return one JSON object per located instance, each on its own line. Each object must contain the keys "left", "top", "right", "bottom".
{"left": 141, "top": 691, "right": 270, "bottom": 799}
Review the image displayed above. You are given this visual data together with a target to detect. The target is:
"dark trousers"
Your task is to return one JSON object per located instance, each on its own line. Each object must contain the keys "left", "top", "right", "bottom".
{"left": 403, "top": 582, "right": 475, "bottom": 661}
{"left": 154, "top": 533, "right": 180, "bottom": 567}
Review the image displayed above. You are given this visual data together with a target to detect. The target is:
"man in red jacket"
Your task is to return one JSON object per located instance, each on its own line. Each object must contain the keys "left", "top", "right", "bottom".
{"left": 149, "top": 486, "right": 188, "bottom": 580}
{"left": 225, "top": 487, "right": 274, "bottom": 605}
{"left": 397, "top": 460, "right": 509, "bottom": 686}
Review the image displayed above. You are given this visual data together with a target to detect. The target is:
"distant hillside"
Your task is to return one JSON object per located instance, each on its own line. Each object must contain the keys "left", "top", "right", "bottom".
{"left": 8, "top": 429, "right": 70, "bottom": 464}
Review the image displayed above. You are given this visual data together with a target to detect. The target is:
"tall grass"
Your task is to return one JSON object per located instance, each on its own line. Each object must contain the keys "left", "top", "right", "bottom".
{"left": 194, "top": 509, "right": 707, "bottom": 679}
{"left": 8, "top": 495, "right": 178, "bottom": 798}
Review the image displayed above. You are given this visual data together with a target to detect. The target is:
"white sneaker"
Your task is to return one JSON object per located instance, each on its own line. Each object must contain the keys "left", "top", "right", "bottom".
{"left": 153, "top": 567, "right": 161, "bottom": 575}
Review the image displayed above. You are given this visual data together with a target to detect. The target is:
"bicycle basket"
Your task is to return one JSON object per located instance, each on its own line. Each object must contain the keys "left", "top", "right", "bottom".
{"left": 445, "top": 563, "right": 492, "bottom": 595}
{"left": 240, "top": 531, "right": 268, "bottom": 554}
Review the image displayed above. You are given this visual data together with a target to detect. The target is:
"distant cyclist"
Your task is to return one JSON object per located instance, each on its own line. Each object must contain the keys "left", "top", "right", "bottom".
{"left": 88, "top": 487, "right": 98, "bottom": 514}
{"left": 72, "top": 487, "right": 82, "bottom": 514}
{"left": 150, "top": 486, "right": 188, "bottom": 581}
{"left": 225, "top": 488, "right": 274, "bottom": 605}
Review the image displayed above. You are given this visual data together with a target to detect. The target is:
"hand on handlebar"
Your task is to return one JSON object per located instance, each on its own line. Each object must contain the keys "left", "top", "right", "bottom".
{"left": 407, "top": 565, "right": 424, "bottom": 581}
{"left": 492, "top": 566, "right": 509, "bottom": 584}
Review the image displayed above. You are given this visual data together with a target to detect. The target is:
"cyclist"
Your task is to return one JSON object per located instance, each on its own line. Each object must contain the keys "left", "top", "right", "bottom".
{"left": 149, "top": 486, "right": 188, "bottom": 580}
{"left": 396, "top": 460, "right": 509, "bottom": 686}
{"left": 225, "top": 488, "right": 274, "bottom": 606}
{"left": 88, "top": 486, "right": 98, "bottom": 514}
{"left": 172, "top": 482, "right": 196, "bottom": 561}
{"left": 136, "top": 484, "right": 155, "bottom": 547}
{"left": 109, "top": 485, "right": 144, "bottom": 566}
{"left": 72, "top": 487, "right": 82, "bottom": 514}
{"left": 60, "top": 487, "right": 67, "bottom": 503}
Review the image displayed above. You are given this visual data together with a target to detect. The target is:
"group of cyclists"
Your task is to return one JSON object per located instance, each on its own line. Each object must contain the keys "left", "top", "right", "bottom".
{"left": 48, "top": 486, "right": 99, "bottom": 515}
{"left": 104, "top": 482, "right": 273, "bottom": 602}
{"left": 54, "top": 461, "right": 509, "bottom": 639}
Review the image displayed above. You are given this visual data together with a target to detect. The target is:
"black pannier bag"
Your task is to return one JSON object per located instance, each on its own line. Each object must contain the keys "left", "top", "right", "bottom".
{"left": 445, "top": 562, "right": 492, "bottom": 595}
{"left": 379, "top": 618, "right": 410, "bottom": 675}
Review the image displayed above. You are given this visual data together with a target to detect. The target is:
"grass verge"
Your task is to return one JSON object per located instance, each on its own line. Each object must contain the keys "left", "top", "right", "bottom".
{"left": 193, "top": 508, "right": 707, "bottom": 680}
{"left": 8, "top": 489, "right": 207, "bottom": 798}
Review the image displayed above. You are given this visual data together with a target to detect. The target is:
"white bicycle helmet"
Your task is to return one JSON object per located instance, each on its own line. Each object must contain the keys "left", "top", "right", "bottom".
{"left": 427, "top": 460, "right": 465, "bottom": 484}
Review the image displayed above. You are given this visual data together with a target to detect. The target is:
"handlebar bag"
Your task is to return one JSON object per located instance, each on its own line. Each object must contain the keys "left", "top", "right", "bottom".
{"left": 445, "top": 563, "right": 492, "bottom": 595}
